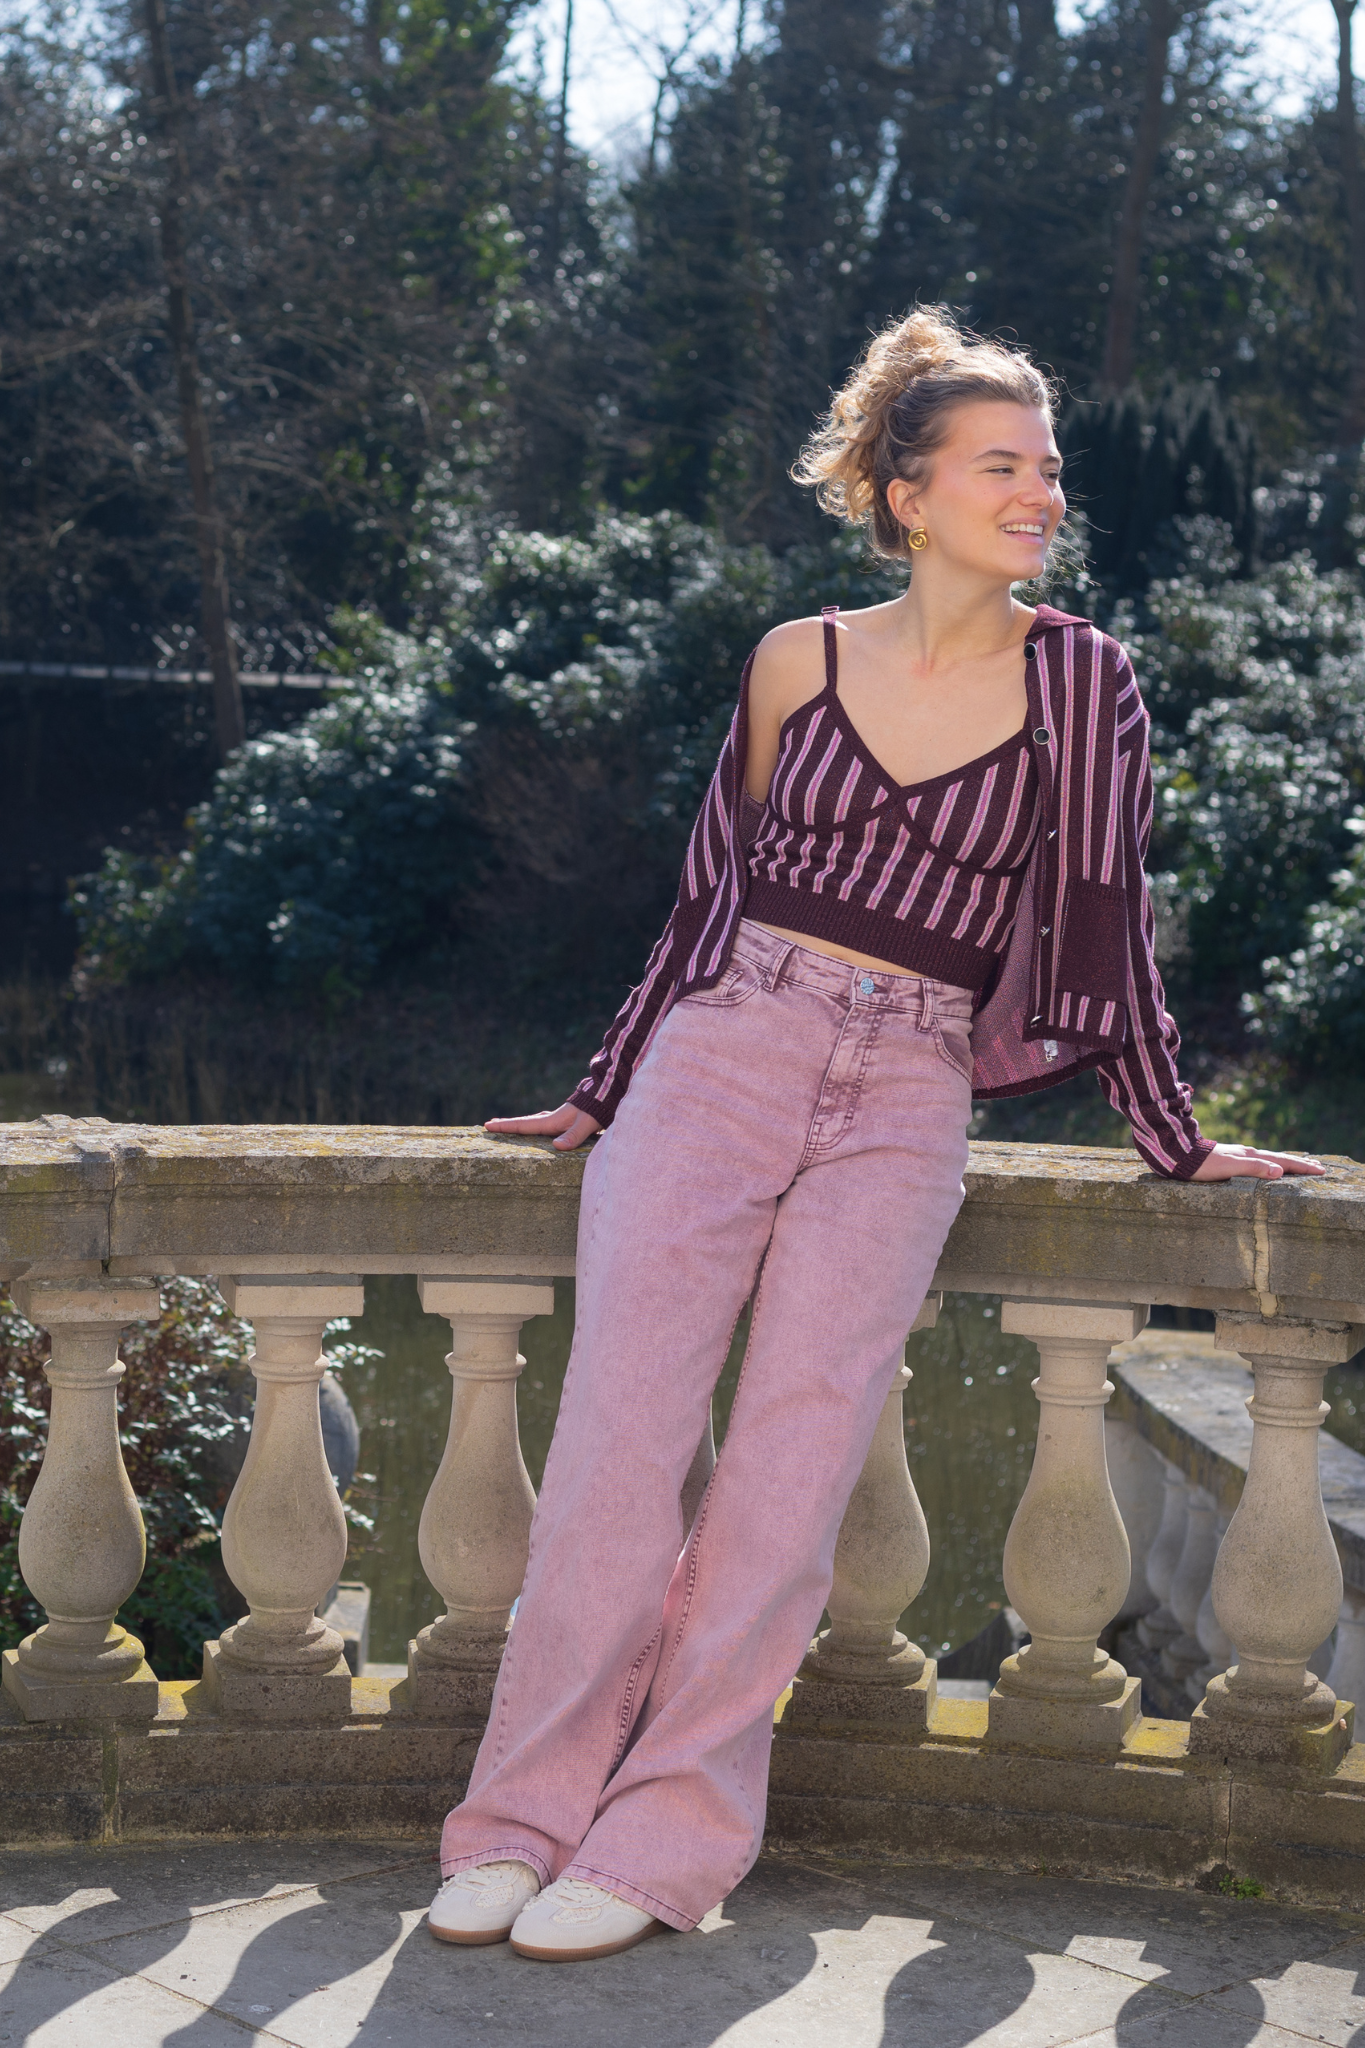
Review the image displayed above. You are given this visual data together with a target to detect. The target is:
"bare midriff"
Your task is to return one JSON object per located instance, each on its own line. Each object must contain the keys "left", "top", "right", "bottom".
{"left": 749, "top": 921, "right": 923, "bottom": 978}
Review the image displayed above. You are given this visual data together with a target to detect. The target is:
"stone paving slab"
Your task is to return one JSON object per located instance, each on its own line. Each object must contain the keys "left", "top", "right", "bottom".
{"left": 0, "top": 1839, "right": 1362, "bottom": 2045}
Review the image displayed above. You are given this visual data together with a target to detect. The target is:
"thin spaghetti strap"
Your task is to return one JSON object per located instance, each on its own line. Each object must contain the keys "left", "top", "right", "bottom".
{"left": 821, "top": 604, "right": 839, "bottom": 693}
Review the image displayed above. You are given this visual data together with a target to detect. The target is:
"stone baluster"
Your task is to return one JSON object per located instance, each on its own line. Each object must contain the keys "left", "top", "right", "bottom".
{"left": 1326, "top": 1586, "right": 1365, "bottom": 1710}
{"left": 1190, "top": 1513, "right": 1235, "bottom": 1700}
{"left": 202, "top": 1275, "right": 364, "bottom": 1720}
{"left": 790, "top": 1295, "right": 941, "bottom": 1732}
{"left": 2, "top": 1275, "right": 163, "bottom": 1722}
{"left": 407, "top": 1277, "right": 555, "bottom": 1717}
{"left": 1136, "top": 1457, "right": 1189, "bottom": 1654}
{"left": 1190, "top": 1312, "right": 1360, "bottom": 1772}
{"left": 1161, "top": 1484, "right": 1221, "bottom": 1685}
{"left": 988, "top": 1302, "right": 1145, "bottom": 1751}
{"left": 1105, "top": 1418, "right": 1164, "bottom": 1622}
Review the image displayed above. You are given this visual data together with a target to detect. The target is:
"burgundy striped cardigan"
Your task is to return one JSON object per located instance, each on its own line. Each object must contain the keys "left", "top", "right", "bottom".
{"left": 569, "top": 604, "right": 1214, "bottom": 1180}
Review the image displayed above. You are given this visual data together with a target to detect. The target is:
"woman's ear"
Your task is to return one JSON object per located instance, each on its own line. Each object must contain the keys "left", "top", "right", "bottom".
{"left": 885, "top": 476, "right": 921, "bottom": 534}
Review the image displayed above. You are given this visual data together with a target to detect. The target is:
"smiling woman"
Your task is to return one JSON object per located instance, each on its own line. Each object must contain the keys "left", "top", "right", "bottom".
{"left": 429, "top": 305, "right": 1320, "bottom": 1969}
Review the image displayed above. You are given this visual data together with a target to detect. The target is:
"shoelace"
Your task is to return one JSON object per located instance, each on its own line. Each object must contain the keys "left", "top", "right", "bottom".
{"left": 546, "top": 1877, "right": 613, "bottom": 1912}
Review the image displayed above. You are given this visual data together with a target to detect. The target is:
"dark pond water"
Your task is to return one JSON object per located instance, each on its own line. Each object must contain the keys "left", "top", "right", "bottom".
{"left": 334, "top": 1280, "right": 1042, "bottom": 1666}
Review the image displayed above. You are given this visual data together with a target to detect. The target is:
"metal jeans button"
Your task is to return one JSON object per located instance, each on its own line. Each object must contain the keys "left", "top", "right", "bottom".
{"left": 859, "top": 977, "right": 876, "bottom": 994}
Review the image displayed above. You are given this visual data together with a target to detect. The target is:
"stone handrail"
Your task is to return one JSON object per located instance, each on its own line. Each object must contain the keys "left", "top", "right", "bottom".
{"left": 3, "top": 1116, "right": 1365, "bottom": 1788}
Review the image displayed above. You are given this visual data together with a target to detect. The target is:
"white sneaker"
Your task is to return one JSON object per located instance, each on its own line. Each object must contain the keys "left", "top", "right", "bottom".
{"left": 428, "top": 1860, "right": 541, "bottom": 1945}
{"left": 509, "top": 1875, "right": 661, "bottom": 1961}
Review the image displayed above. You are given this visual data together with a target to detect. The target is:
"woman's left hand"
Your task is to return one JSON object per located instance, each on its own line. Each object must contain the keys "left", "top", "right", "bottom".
{"left": 1190, "top": 1142, "right": 1325, "bottom": 1182}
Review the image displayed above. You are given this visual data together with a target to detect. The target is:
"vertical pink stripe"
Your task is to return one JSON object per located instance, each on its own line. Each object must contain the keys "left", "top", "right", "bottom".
{"left": 893, "top": 851, "right": 935, "bottom": 921}
{"left": 776, "top": 706, "right": 826, "bottom": 818}
{"left": 866, "top": 826, "right": 911, "bottom": 911}
{"left": 812, "top": 829, "right": 844, "bottom": 893}
{"left": 952, "top": 763, "right": 999, "bottom": 861}
{"left": 922, "top": 864, "right": 961, "bottom": 931}
{"left": 802, "top": 730, "right": 843, "bottom": 824}
{"left": 977, "top": 871, "right": 1014, "bottom": 949}
{"left": 929, "top": 781, "right": 963, "bottom": 846}
{"left": 838, "top": 818, "right": 883, "bottom": 901}
{"left": 833, "top": 760, "right": 863, "bottom": 823}
{"left": 951, "top": 871, "right": 986, "bottom": 941}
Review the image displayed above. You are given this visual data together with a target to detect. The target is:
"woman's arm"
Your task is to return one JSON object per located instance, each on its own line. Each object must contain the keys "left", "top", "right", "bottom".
{"left": 1099, "top": 671, "right": 1323, "bottom": 1182}
{"left": 483, "top": 636, "right": 781, "bottom": 1152}
{"left": 745, "top": 618, "right": 827, "bottom": 800}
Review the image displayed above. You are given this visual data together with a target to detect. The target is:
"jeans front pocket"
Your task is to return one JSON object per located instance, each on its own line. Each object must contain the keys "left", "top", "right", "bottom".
{"left": 932, "top": 1010, "right": 975, "bottom": 1083}
{"left": 679, "top": 957, "right": 761, "bottom": 1009}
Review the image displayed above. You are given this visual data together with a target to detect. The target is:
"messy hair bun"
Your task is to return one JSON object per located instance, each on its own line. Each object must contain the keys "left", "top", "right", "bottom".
{"left": 793, "top": 307, "right": 1056, "bottom": 560}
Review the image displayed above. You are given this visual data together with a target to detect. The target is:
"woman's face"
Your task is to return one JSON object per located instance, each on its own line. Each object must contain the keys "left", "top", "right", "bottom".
{"left": 886, "top": 400, "right": 1065, "bottom": 584}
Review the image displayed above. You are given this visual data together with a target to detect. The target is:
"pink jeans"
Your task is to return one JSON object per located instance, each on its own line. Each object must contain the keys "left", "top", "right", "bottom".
{"left": 440, "top": 920, "right": 973, "bottom": 1928}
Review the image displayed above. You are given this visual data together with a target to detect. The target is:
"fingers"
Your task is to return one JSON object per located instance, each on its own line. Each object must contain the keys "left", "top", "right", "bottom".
{"left": 552, "top": 1111, "right": 603, "bottom": 1152}
{"left": 1195, "top": 1145, "right": 1326, "bottom": 1182}
{"left": 483, "top": 1105, "right": 603, "bottom": 1151}
{"left": 484, "top": 1108, "right": 577, "bottom": 1135}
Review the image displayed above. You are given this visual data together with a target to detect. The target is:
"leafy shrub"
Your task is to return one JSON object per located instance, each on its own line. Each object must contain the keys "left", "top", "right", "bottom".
{"left": 1120, "top": 538, "right": 1365, "bottom": 1007}
{"left": 1245, "top": 828, "right": 1365, "bottom": 1063}
{"left": 72, "top": 676, "right": 472, "bottom": 994}
{"left": 72, "top": 512, "right": 902, "bottom": 997}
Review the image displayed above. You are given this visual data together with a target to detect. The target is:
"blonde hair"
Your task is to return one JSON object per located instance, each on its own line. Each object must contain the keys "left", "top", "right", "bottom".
{"left": 793, "top": 306, "right": 1056, "bottom": 560}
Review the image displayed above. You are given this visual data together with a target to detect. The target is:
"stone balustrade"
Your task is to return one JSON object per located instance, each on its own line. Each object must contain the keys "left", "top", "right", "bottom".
{"left": 4, "top": 1116, "right": 1365, "bottom": 1905}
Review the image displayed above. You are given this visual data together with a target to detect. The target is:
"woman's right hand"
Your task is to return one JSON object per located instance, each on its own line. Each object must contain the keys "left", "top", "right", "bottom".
{"left": 483, "top": 1103, "right": 603, "bottom": 1152}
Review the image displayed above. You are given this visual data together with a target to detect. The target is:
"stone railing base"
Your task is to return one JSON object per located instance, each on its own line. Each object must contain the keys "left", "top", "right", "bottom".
{"left": 1188, "top": 1688, "right": 1356, "bottom": 1774}
{"left": 5, "top": 1677, "right": 1365, "bottom": 1914}
{"left": 770, "top": 1704, "right": 1365, "bottom": 1915}
{"left": 199, "top": 1640, "right": 354, "bottom": 1723}
{"left": 985, "top": 1672, "right": 1142, "bottom": 1754}
{"left": 1, "top": 1647, "right": 158, "bottom": 1725}
{"left": 783, "top": 1662, "right": 938, "bottom": 1735}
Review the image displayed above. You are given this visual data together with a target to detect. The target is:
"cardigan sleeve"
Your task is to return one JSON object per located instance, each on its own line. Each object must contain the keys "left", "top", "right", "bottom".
{"left": 568, "top": 661, "right": 756, "bottom": 1128}
{"left": 567, "top": 910, "right": 679, "bottom": 1129}
{"left": 1093, "top": 707, "right": 1215, "bottom": 1180}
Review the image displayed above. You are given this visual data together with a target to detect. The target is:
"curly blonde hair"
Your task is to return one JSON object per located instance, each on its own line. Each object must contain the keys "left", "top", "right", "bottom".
{"left": 793, "top": 306, "right": 1056, "bottom": 560}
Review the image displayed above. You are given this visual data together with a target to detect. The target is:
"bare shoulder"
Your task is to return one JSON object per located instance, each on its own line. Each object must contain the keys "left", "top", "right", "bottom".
{"left": 748, "top": 614, "right": 829, "bottom": 727}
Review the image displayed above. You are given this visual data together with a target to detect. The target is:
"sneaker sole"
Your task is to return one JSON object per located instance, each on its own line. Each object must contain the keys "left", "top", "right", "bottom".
{"left": 510, "top": 1919, "right": 663, "bottom": 1963}
{"left": 428, "top": 1921, "right": 516, "bottom": 1946}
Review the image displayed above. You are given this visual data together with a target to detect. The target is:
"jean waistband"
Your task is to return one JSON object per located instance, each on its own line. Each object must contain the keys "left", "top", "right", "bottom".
{"left": 731, "top": 918, "right": 975, "bottom": 1021}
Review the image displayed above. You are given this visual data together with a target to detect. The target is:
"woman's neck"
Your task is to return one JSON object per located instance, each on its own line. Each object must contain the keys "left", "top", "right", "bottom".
{"left": 886, "top": 573, "right": 1031, "bottom": 672}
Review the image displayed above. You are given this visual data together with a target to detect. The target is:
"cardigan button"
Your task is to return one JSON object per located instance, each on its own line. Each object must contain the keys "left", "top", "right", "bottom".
{"left": 1024, "top": 643, "right": 1037, "bottom": 659}
{"left": 1033, "top": 727, "right": 1052, "bottom": 745}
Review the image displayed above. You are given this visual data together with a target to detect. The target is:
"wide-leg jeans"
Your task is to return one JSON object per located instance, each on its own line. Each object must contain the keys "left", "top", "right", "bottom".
{"left": 439, "top": 919, "right": 974, "bottom": 1929}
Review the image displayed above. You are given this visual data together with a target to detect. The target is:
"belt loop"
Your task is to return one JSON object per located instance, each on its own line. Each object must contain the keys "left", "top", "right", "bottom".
{"left": 769, "top": 941, "right": 796, "bottom": 991}
{"left": 918, "top": 977, "right": 936, "bottom": 1033}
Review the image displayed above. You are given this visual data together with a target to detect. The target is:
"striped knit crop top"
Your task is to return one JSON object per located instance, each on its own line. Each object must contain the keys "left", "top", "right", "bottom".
{"left": 744, "top": 608, "right": 1041, "bottom": 990}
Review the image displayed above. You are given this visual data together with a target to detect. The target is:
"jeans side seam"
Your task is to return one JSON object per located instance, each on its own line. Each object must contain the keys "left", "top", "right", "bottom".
{"left": 609, "top": 1622, "right": 662, "bottom": 1774}
{"left": 652, "top": 1268, "right": 769, "bottom": 1706}
{"left": 490, "top": 1148, "right": 613, "bottom": 1773}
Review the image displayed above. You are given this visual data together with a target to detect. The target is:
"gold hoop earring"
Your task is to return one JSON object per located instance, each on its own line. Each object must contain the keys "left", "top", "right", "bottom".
{"left": 907, "top": 526, "right": 929, "bottom": 552}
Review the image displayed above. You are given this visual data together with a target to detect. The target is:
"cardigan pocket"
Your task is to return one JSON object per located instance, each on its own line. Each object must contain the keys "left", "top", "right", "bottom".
{"left": 1057, "top": 879, "right": 1130, "bottom": 1003}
